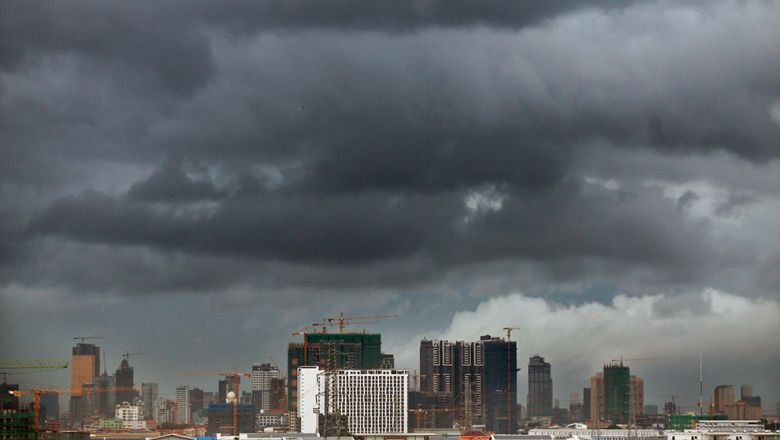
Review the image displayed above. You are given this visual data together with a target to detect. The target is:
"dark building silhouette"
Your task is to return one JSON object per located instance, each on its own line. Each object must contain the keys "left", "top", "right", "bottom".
{"left": 115, "top": 358, "right": 138, "bottom": 404}
{"left": 583, "top": 388, "right": 591, "bottom": 422}
{"left": 0, "top": 381, "right": 20, "bottom": 410}
{"left": 481, "top": 335, "right": 517, "bottom": 434}
{"left": 190, "top": 388, "right": 205, "bottom": 418}
{"left": 527, "top": 355, "right": 553, "bottom": 417}
{"left": 603, "top": 363, "right": 630, "bottom": 424}
{"left": 206, "top": 403, "right": 256, "bottom": 435}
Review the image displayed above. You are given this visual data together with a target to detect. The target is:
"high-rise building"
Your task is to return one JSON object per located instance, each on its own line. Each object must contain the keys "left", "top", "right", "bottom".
{"left": 251, "top": 363, "right": 281, "bottom": 410}
{"left": 115, "top": 358, "right": 138, "bottom": 405}
{"left": 70, "top": 342, "right": 100, "bottom": 425}
{"left": 39, "top": 392, "right": 59, "bottom": 424}
{"left": 381, "top": 353, "right": 395, "bottom": 369}
{"left": 205, "top": 404, "right": 256, "bottom": 435}
{"left": 527, "top": 355, "right": 553, "bottom": 417}
{"left": 141, "top": 383, "right": 158, "bottom": 420}
{"left": 583, "top": 388, "right": 591, "bottom": 422}
{"left": 175, "top": 385, "right": 190, "bottom": 424}
{"left": 713, "top": 385, "right": 734, "bottom": 415}
{"left": 288, "top": 332, "right": 384, "bottom": 414}
{"left": 603, "top": 363, "right": 630, "bottom": 424}
{"left": 190, "top": 388, "right": 204, "bottom": 419}
{"left": 298, "top": 366, "right": 326, "bottom": 434}
{"left": 740, "top": 385, "right": 753, "bottom": 400}
{"left": 93, "top": 371, "right": 116, "bottom": 418}
{"left": 481, "top": 335, "right": 517, "bottom": 433}
{"left": 589, "top": 373, "right": 604, "bottom": 424}
{"left": 630, "top": 375, "right": 644, "bottom": 418}
{"left": 328, "top": 369, "right": 408, "bottom": 434}
{"left": 269, "top": 378, "right": 286, "bottom": 410}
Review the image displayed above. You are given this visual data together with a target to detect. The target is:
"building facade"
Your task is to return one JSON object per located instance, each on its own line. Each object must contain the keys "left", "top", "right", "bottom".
{"left": 527, "top": 356, "right": 553, "bottom": 417}
{"left": 175, "top": 385, "right": 190, "bottom": 424}
{"left": 141, "top": 383, "right": 158, "bottom": 420}
{"left": 328, "top": 369, "right": 408, "bottom": 434}
{"left": 115, "top": 359, "right": 138, "bottom": 406}
{"left": 297, "top": 366, "right": 326, "bottom": 434}
{"left": 251, "top": 363, "right": 282, "bottom": 411}
{"left": 714, "top": 385, "right": 735, "bottom": 415}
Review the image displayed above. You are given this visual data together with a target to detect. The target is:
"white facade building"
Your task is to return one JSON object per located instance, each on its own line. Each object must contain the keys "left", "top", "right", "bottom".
{"left": 328, "top": 369, "right": 408, "bottom": 434}
{"left": 298, "top": 366, "right": 326, "bottom": 434}
{"left": 665, "top": 420, "right": 775, "bottom": 440}
{"left": 529, "top": 428, "right": 663, "bottom": 440}
{"left": 176, "top": 385, "right": 191, "bottom": 424}
{"left": 115, "top": 400, "right": 146, "bottom": 429}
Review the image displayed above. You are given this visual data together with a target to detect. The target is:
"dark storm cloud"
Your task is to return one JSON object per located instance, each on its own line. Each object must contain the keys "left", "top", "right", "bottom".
{"left": 126, "top": 159, "right": 223, "bottom": 202}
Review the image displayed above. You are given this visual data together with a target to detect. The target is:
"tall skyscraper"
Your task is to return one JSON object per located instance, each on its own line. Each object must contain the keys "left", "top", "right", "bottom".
{"left": 190, "top": 388, "right": 204, "bottom": 419}
{"left": 251, "top": 363, "right": 281, "bottom": 410}
{"left": 481, "top": 335, "right": 517, "bottom": 434}
{"left": 527, "top": 355, "right": 553, "bottom": 417}
{"left": 589, "top": 373, "right": 604, "bottom": 424}
{"left": 740, "top": 385, "right": 753, "bottom": 400}
{"left": 630, "top": 375, "right": 644, "bottom": 419}
{"left": 176, "top": 385, "right": 190, "bottom": 424}
{"left": 141, "top": 383, "right": 158, "bottom": 420}
{"left": 93, "top": 371, "right": 116, "bottom": 418}
{"left": 713, "top": 385, "right": 734, "bottom": 414}
{"left": 70, "top": 342, "right": 100, "bottom": 424}
{"left": 603, "top": 363, "right": 630, "bottom": 424}
{"left": 115, "top": 358, "right": 138, "bottom": 404}
{"left": 583, "top": 387, "right": 591, "bottom": 422}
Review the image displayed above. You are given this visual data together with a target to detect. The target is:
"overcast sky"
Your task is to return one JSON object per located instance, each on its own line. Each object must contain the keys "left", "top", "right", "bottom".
{"left": 1, "top": 1, "right": 778, "bottom": 414}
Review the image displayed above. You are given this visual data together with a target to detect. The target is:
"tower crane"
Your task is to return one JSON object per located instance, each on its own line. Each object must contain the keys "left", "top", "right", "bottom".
{"left": 409, "top": 406, "right": 465, "bottom": 431}
{"left": 322, "top": 312, "right": 398, "bottom": 334}
{"left": 11, "top": 386, "right": 137, "bottom": 433}
{"left": 611, "top": 356, "right": 656, "bottom": 366}
{"left": 121, "top": 352, "right": 143, "bottom": 361}
{"left": 0, "top": 359, "right": 69, "bottom": 370}
{"left": 176, "top": 369, "right": 252, "bottom": 435}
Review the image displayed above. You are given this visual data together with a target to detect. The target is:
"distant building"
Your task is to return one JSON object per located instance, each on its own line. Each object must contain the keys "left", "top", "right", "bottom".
{"left": 93, "top": 372, "right": 116, "bottom": 418}
{"left": 115, "top": 358, "right": 138, "bottom": 405}
{"left": 141, "top": 383, "right": 158, "bottom": 420}
{"left": 115, "top": 401, "right": 146, "bottom": 429}
{"left": 381, "top": 353, "right": 395, "bottom": 369}
{"left": 0, "top": 409, "right": 36, "bottom": 440}
{"left": 155, "top": 398, "right": 173, "bottom": 424}
{"left": 251, "top": 363, "right": 281, "bottom": 411}
{"left": 630, "top": 376, "right": 644, "bottom": 418}
{"left": 297, "top": 366, "right": 326, "bottom": 434}
{"left": 190, "top": 388, "right": 204, "bottom": 420}
{"left": 644, "top": 405, "right": 658, "bottom": 416}
{"left": 713, "top": 385, "right": 734, "bottom": 415}
{"left": 603, "top": 363, "right": 630, "bottom": 424}
{"left": 589, "top": 373, "right": 604, "bottom": 425}
{"left": 206, "top": 404, "right": 255, "bottom": 435}
{"left": 269, "top": 378, "right": 286, "bottom": 410}
{"left": 287, "top": 332, "right": 384, "bottom": 415}
{"left": 0, "top": 381, "right": 20, "bottom": 410}
{"left": 582, "top": 388, "right": 591, "bottom": 422}
{"left": 329, "top": 369, "right": 408, "bottom": 434}
{"left": 39, "top": 392, "right": 59, "bottom": 424}
{"left": 527, "top": 355, "right": 553, "bottom": 417}
{"left": 176, "top": 385, "right": 190, "bottom": 424}
{"left": 740, "top": 385, "right": 753, "bottom": 400}
{"left": 70, "top": 342, "right": 100, "bottom": 425}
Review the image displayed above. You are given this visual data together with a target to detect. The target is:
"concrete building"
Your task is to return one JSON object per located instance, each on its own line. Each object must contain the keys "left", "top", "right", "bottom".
{"left": 175, "top": 385, "right": 190, "bottom": 424}
{"left": 589, "top": 373, "right": 604, "bottom": 425}
{"left": 206, "top": 404, "right": 256, "bottom": 435}
{"left": 630, "top": 375, "right": 644, "bottom": 419}
{"left": 527, "top": 356, "right": 553, "bottom": 417}
{"left": 287, "top": 333, "right": 384, "bottom": 415}
{"left": 297, "top": 366, "right": 326, "bottom": 434}
{"left": 115, "top": 401, "right": 146, "bottom": 429}
{"left": 714, "top": 385, "right": 735, "bottom": 415}
{"left": 141, "top": 383, "right": 158, "bottom": 420}
{"left": 603, "top": 363, "right": 630, "bottom": 424}
{"left": 155, "top": 398, "right": 172, "bottom": 424}
{"left": 328, "top": 369, "right": 408, "bottom": 434}
{"left": 252, "top": 363, "right": 282, "bottom": 411}
{"left": 582, "top": 388, "right": 591, "bottom": 423}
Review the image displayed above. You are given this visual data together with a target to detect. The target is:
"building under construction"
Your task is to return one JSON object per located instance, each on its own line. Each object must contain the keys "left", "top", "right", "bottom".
{"left": 287, "top": 332, "right": 384, "bottom": 417}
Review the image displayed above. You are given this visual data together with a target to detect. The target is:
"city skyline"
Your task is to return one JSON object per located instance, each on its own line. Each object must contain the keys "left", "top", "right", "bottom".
{"left": 1, "top": 0, "right": 778, "bottom": 423}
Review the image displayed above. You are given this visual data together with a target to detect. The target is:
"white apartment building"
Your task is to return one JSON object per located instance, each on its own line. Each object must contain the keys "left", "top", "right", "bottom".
{"left": 298, "top": 366, "right": 326, "bottom": 434}
{"left": 328, "top": 369, "right": 408, "bottom": 434}
{"left": 666, "top": 420, "right": 775, "bottom": 440}
{"left": 176, "top": 385, "right": 191, "bottom": 424}
{"left": 252, "top": 363, "right": 282, "bottom": 410}
{"left": 115, "top": 400, "right": 147, "bottom": 429}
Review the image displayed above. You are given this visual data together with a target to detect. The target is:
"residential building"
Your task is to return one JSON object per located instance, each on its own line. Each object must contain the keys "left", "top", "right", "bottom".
{"left": 328, "top": 369, "right": 408, "bottom": 434}
{"left": 175, "top": 385, "right": 190, "bottom": 424}
{"left": 251, "top": 363, "right": 281, "bottom": 411}
{"left": 527, "top": 355, "right": 553, "bottom": 417}
{"left": 297, "top": 366, "right": 326, "bottom": 434}
{"left": 93, "top": 372, "right": 116, "bottom": 419}
{"left": 630, "top": 375, "right": 644, "bottom": 419}
{"left": 589, "top": 373, "right": 604, "bottom": 425}
{"left": 155, "top": 398, "right": 172, "bottom": 424}
{"left": 481, "top": 335, "right": 517, "bottom": 433}
{"left": 0, "top": 410, "right": 36, "bottom": 440}
{"left": 381, "top": 353, "right": 395, "bottom": 369}
{"left": 115, "top": 401, "right": 146, "bottom": 429}
{"left": 190, "top": 388, "right": 204, "bottom": 420}
{"left": 603, "top": 363, "right": 630, "bottom": 424}
{"left": 141, "top": 383, "right": 158, "bottom": 420}
{"left": 582, "top": 388, "right": 591, "bottom": 423}
{"left": 70, "top": 342, "right": 100, "bottom": 425}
